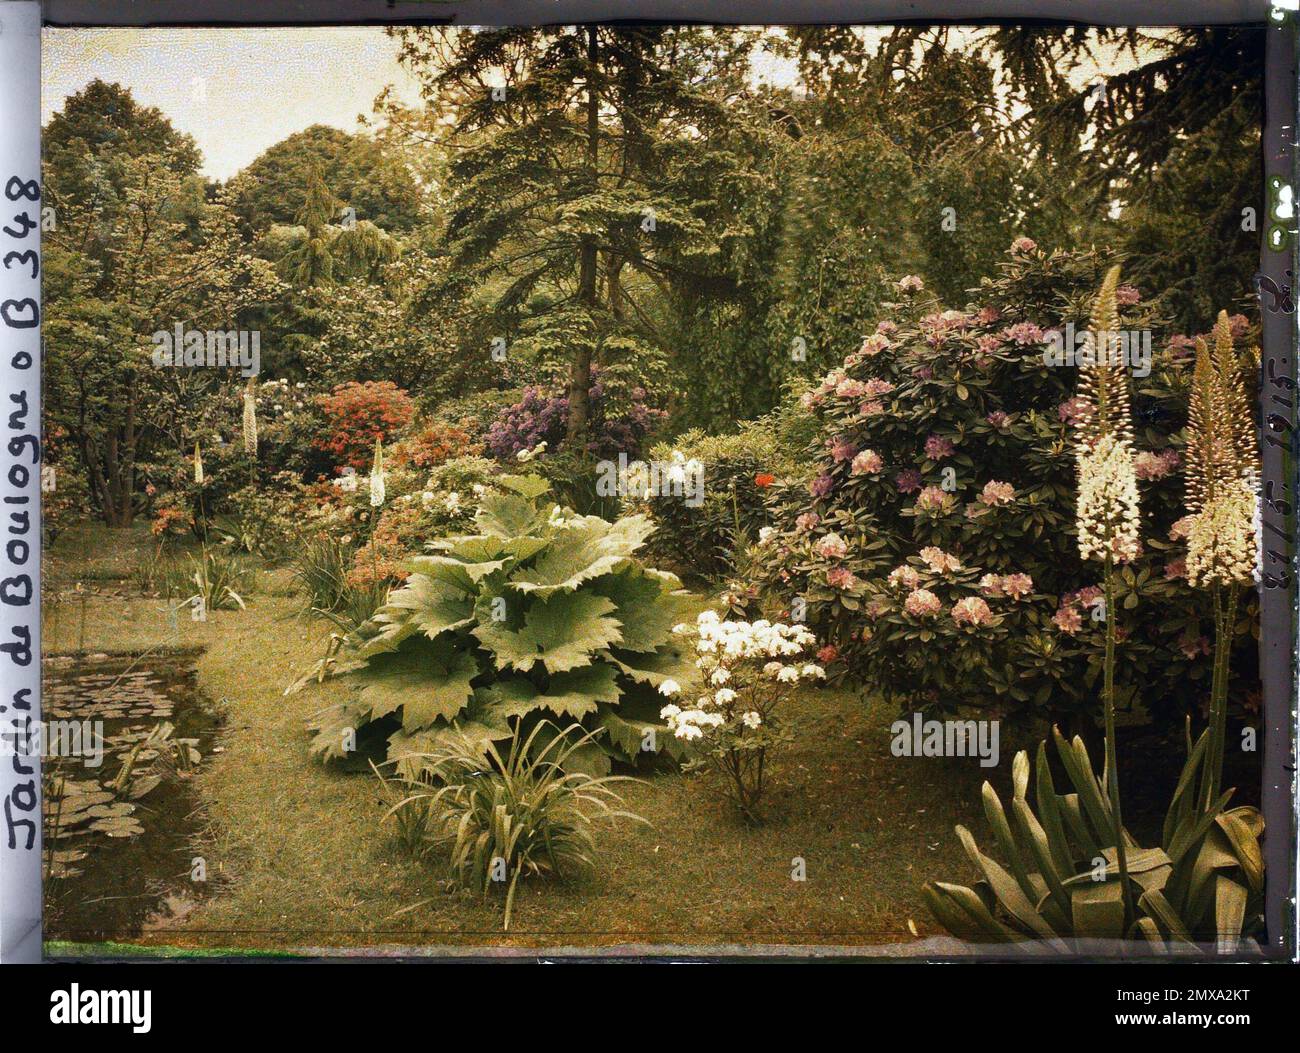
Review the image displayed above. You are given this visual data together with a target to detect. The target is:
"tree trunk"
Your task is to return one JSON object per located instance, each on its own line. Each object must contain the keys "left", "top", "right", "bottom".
{"left": 566, "top": 25, "right": 600, "bottom": 448}
{"left": 81, "top": 431, "right": 134, "bottom": 528}
{"left": 105, "top": 431, "right": 134, "bottom": 527}
{"left": 607, "top": 256, "right": 624, "bottom": 326}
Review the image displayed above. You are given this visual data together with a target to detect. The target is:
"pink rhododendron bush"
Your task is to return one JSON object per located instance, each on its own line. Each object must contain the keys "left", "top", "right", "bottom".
{"left": 754, "top": 243, "right": 1260, "bottom": 733}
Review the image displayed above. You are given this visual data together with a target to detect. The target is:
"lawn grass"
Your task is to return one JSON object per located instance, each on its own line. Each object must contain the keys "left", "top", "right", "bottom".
{"left": 42, "top": 523, "right": 989, "bottom": 955}
{"left": 44, "top": 520, "right": 160, "bottom": 583}
{"left": 45, "top": 940, "right": 296, "bottom": 959}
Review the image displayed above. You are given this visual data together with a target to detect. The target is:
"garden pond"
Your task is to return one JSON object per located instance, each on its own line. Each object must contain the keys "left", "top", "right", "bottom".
{"left": 41, "top": 651, "right": 221, "bottom": 941}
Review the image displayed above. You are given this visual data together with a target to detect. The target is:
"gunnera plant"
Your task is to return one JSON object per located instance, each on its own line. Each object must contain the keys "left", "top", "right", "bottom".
{"left": 289, "top": 475, "right": 693, "bottom": 776}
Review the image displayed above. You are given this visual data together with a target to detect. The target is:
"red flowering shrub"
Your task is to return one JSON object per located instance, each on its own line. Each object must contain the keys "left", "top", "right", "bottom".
{"left": 150, "top": 503, "right": 191, "bottom": 540}
{"left": 314, "top": 381, "right": 415, "bottom": 472}
{"left": 346, "top": 500, "right": 425, "bottom": 590}
{"left": 389, "top": 419, "right": 478, "bottom": 472}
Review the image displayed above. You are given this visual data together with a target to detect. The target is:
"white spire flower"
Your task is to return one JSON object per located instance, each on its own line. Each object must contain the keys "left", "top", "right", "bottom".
{"left": 1071, "top": 264, "right": 1140, "bottom": 566}
{"left": 1186, "top": 474, "right": 1259, "bottom": 588}
{"left": 242, "top": 379, "right": 258, "bottom": 457}
{"left": 1075, "top": 432, "right": 1140, "bottom": 563}
{"left": 369, "top": 440, "right": 386, "bottom": 508}
{"left": 1183, "top": 319, "right": 1262, "bottom": 588}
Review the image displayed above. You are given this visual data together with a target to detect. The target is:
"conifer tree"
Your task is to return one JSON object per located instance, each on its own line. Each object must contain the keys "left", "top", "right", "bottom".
{"left": 396, "top": 25, "right": 760, "bottom": 446}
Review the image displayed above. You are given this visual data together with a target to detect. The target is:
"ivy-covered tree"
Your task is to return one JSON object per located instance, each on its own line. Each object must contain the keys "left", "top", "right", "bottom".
{"left": 780, "top": 28, "right": 1086, "bottom": 305}
{"left": 668, "top": 28, "right": 1089, "bottom": 428}
{"left": 909, "top": 25, "right": 1265, "bottom": 331}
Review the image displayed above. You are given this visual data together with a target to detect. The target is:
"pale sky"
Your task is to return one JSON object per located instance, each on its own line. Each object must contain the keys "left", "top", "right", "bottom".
{"left": 42, "top": 26, "right": 1141, "bottom": 183}
{"left": 43, "top": 26, "right": 799, "bottom": 181}
{"left": 42, "top": 27, "right": 427, "bottom": 180}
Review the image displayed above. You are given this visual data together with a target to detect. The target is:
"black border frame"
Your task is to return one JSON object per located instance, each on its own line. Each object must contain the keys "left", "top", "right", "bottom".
{"left": 30, "top": 0, "right": 1300, "bottom": 963}
{"left": 32, "top": 1, "right": 1285, "bottom": 29}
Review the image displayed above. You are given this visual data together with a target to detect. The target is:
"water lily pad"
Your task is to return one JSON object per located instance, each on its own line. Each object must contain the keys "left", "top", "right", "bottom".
{"left": 86, "top": 802, "right": 136, "bottom": 819}
{"left": 128, "top": 775, "right": 163, "bottom": 799}
{"left": 89, "top": 816, "right": 145, "bottom": 837}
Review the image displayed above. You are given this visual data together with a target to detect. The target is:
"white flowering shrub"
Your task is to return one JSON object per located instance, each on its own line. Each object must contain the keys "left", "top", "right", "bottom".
{"left": 659, "top": 610, "right": 822, "bottom": 823}
{"left": 635, "top": 424, "right": 784, "bottom": 580}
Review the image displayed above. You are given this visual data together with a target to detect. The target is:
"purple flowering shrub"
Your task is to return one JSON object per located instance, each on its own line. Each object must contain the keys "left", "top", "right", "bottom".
{"left": 753, "top": 242, "right": 1259, "bottom": 733}
{"left": 486, "top": 385, "right": 568, "bottom": 460}
{"left": 485, "top": 368, "right": 665, "bottom": 462}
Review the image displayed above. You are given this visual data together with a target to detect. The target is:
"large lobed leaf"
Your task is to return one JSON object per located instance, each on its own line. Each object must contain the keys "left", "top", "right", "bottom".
{"left": 383, "top": 574, "right": 476, "bottom": 639}
{"left": 510, "top": 516, "right": 654, "bottom": 596}
{"left": 298, "top": 477, "right": 688, "bottom": 775}
{"left": 361, "top": 641, "right": 479, "bottom": 732}
{"left": 474, "top": 589, "right": 624, "bottom": 674}
{"left": 479, "top": 664, "right": 620, "bottom": 721}
{"left": 591, "top": 567, "right": 692, "bottom": 653}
